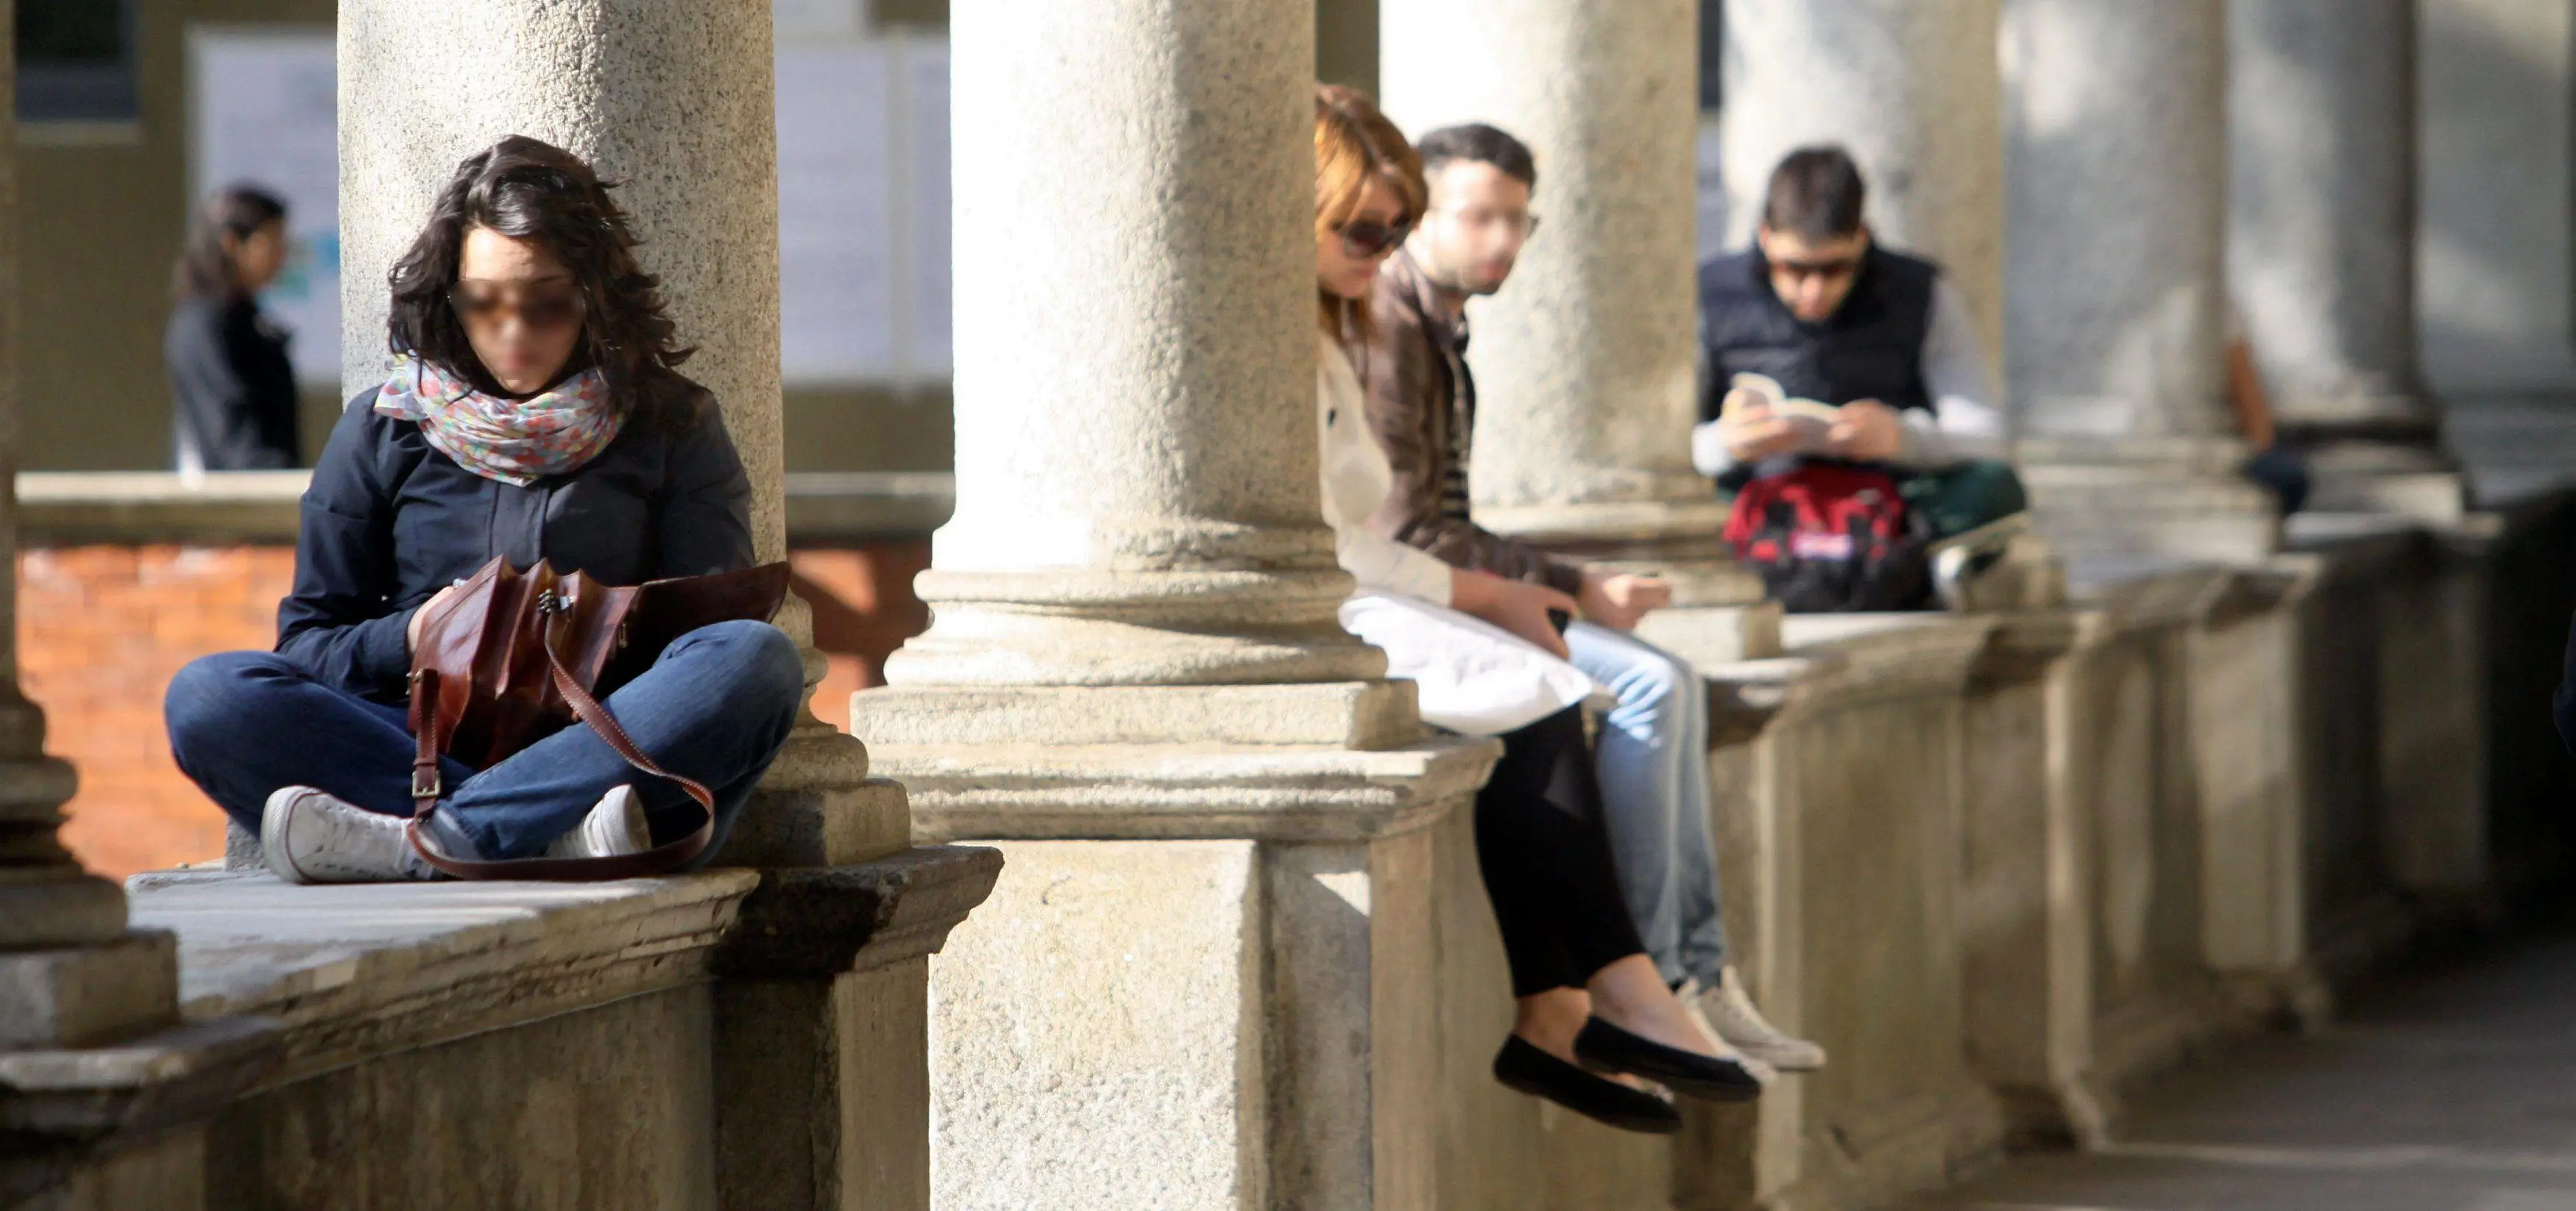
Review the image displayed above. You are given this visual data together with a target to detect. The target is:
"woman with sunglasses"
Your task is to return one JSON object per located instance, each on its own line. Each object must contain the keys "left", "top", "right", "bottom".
{"left": 163, "top": 135, "right": 804, "bottom": 884}
{"left": 1312, "top": 85, "right": 1763, "bottom": 1134}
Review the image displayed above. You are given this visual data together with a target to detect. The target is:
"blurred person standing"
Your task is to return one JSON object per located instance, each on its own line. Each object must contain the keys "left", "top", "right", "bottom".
{"left": 167, "top": 185, "right": 300, "bottom": 470}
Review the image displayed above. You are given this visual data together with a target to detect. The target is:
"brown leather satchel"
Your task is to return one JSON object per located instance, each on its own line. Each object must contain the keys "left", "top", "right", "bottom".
{"left": 403, "top": 555, "right": 793, "bottom": 880}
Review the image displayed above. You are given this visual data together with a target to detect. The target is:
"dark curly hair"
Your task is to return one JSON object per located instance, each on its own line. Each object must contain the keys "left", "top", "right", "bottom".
{"left": 384, "top": 135, "right": 701, "bottom": 432}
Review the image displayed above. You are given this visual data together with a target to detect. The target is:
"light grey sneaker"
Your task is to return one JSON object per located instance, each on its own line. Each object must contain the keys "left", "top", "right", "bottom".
{"left": 1688, "top": 967, "right": 1827, "bottom": 1072}
{"left": 542, "top": 785, "right": 651, "bottom": 861}
{"left": 261, "top": 786, "right": 431, "bottom": 884}
{"left": 1673, "top": 984, "right": 1778, "bottom": 1087}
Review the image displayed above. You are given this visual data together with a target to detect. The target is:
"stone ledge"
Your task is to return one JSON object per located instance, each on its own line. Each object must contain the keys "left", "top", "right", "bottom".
{"left": 13, "top": 470, "right": 958, "bottom": 546}
{"left": 782, "top": 471, "right": 955, "bottom": 541}
{"left": 1701, "top": 615, "right": 1999, "bottom": 738}
{"left": 122, "top": 870, "right": 760, "bottom": 1089}
{"left": 1629, "top": 600, "right": 1786, "bottom": 668}
{"left": 1971, "top": 611, "right": 2086, "bottom": 686}
{"left": 0, "top": 1015, "right": 280, "bottom": 1143}
{"left": 0, "top": 931, "right": 178, "bottom": 1049}
{"left": 1780, "top": 614, "right": 1999, "bottom": 705}
{"left": 714, "top": 844, "right": 1004, "bottom": 979}
{"left": 873, "top": 736, "right": 1502, "bottom": 842}
{"left": 721, "top": 764, "right": 913, "bottom": 869}
{"left": 2064, "top": 558, "right": 2237, "bottom": 631}
{"left": 15, "top": 472, "right": 308, "bottom": 546}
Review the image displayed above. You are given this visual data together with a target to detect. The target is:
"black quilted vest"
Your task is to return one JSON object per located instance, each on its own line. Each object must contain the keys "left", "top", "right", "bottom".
{"left": 1697, "top": 245, "right": 1941, "bottom": 423}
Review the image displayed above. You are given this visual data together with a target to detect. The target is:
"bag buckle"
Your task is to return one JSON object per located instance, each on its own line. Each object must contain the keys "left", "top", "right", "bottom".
{"left": 411, "top": 767, "right": 442, "bottom": 800}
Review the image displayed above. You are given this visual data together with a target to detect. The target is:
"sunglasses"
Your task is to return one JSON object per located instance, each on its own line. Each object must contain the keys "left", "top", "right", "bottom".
{"left": 448, "top": 282, "right": 587, "bottom": 331}
{"left": 1337, "top": 219, "right": 1414, "bottom": 260}
{"left": 1772, "top": 256, "right": 1861, "bottom": 283}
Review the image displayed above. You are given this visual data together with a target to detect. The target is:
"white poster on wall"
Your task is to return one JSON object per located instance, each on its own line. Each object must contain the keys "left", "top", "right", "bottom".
{"left": 775, "top": 34, "right": 953, "bottom": 385}
{"left": 1695, "top": 118, "right": 1730, "bottom": 262}
{"left": 185, "top": 24, "right": 952, "bottom": 389}
{"left": 778, "top": 41, "right": 902, "bottom": 381}
{"left": 187, "top": 26, "right": 341, "bottom": 388}
{"left": 899, "top": 37, "right": 953, "bottom": 376}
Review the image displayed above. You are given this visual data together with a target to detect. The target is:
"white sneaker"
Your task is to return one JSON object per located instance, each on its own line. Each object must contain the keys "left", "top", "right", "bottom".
{"left": 261, "top": 786, "right": 429, "bottom": 884}
{"left": 1673, "top": 986, "right": 1779, "bottom": 1087}
{"left": 542, "top": 786, "right": 652, "bottom": 860}
{"left": 1688, "top": 967, "right": 1827, "bottom": 1072}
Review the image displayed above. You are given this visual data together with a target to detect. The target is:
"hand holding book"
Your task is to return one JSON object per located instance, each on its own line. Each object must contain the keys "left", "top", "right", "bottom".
{"left": 1720, "top": 373, "right": 1904, "bottom": 464}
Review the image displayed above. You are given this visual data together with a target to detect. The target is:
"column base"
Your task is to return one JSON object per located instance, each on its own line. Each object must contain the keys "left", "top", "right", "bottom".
{"left": 2291, "top": 439, "right": 2467, "bottom": 522}
{"left": 850, "top": 680, "right": 1426, "bottom": 750}
{"left": 0, "top": 931, "right": 177, "bottom": 1049}
{"left": 723, "top": 725, "right": 912, "bottom": 867}
{"left": 889, "top": 567, "right": 1391, "bottom": 687}
{"left": 870, "top": 736, "right": 1496, "bottom": 1210}
{"left": 2019, "top": 436, "right": 2283, "bottom": 562}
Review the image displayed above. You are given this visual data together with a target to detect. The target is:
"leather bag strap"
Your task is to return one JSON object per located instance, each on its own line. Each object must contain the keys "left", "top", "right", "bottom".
{"left": 408, "top": 669, "right": 445, "bottom": 815}
{"left": 404, "top": 617, "right": 718, "bottom": 881}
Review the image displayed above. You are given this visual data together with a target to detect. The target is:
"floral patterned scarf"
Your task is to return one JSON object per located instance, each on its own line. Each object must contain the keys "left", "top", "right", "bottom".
{"left": 374, "top": 356, "right": 624, "bottom": 487}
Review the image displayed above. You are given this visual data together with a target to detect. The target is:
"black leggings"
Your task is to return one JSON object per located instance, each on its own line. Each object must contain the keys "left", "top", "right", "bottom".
{"left": 1473, "top": 706, "right": 1649, "bottom": 998}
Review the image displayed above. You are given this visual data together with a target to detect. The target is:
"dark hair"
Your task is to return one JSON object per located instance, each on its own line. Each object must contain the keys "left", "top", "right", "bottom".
{"left": 172, "top": 185, "right": 288, "bottom": 302}
{"left": 1314, "top": 84, "right": 1425, "bottom": 338}
{"left": 1763, "top": 145, "right": 1867, "bottom": 242}
{"left": 1416, "top": 123, "right": 1538, "bottom": 190}
{"left": 384, "top": 135, "right": 700, "bottom": 432}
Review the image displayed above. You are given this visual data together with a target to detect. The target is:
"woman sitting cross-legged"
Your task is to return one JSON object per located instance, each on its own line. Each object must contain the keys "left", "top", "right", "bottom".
{"left": 163, "top": 135, "right": 804, "bottom": 884}
{"left": 1312, "top": 85, "right": 1763, "bottom": 1134}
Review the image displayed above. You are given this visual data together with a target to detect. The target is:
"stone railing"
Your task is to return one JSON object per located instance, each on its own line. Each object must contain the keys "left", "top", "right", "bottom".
{"left": 14, "top": 473, "right": 2575, "bottom": 1210}
{"left": 881, "top": 484, "right": 2576, "bottom": 1209}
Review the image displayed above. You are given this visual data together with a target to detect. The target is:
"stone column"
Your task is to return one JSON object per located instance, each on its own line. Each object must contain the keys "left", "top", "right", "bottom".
{"left": 0, "top": 0, "right": 165, "bottom": 1045}
{"left": 339, "top": 0, "right": 899, "bottom": 866}
{"left": 1378, "top": 0, "right": 1756, "bottom": 608}
{"left": 2230, "top": 0, "right": 2461, "bottom": 518}
{"left": 3, "top": 13, "right": 254, "bottom": 1204}
{"left": 874, "top": 0, "right": 1391, "bottom": 700}
{"left": 2003, "top": 0, "right": 2280, "bottom": 561}
{"left": 846, "top": 2, "right": 1494, "bottom": 1207}
{"left": 1717, "top": 0, "right": 2007, "bottom": 372}
{"left": 2419, "top": 0, "right": 2576, "bottom": 398}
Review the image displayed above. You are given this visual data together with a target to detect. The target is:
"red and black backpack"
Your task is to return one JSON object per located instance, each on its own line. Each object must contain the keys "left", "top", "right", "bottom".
{"left": 1722, "top": 465, "right": 1933, "bottom": 613}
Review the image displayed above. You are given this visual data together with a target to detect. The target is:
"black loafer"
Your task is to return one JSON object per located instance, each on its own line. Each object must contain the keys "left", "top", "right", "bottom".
{"left": 1573, "top": 1017, "right": 1765, "bottom": 1104}
{"left": 1493, "top": 1035, "right": 1682, "bottom": 1134}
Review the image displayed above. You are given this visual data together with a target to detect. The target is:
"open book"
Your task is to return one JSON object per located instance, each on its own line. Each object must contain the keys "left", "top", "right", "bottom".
{"left": 1722, "top": 373, "right": 1843, "bottom": 448}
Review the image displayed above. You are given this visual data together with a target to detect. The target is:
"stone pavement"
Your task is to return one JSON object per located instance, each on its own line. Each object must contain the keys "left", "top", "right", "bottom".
{"left": 1909, "top": 931, "right": 2576, "bottom": 1211}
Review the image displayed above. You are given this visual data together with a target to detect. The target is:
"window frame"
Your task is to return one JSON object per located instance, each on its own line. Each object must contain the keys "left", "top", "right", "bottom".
{"left": 17, "top": 0, "right": 141, "bottom": 125}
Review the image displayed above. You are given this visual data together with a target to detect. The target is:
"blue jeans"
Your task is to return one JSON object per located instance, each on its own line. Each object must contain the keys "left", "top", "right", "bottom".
{"left": 166, "top": 619, "right": 805, "bottom": 868}
{"left": 1564, "top": 622, "right": 1729, "bottom": 987}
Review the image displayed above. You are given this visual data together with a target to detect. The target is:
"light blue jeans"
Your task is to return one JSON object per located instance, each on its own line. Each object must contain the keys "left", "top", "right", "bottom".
{"left": 1565, "top": 622, "right": 1729, "bottom": 988}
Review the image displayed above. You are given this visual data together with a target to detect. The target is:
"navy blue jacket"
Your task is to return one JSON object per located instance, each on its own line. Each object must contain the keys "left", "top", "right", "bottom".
{"left": 1697, "top": 245, "right": 1942, "bottom": 422}
{"left": 167, "top": 296, "right": 300, "bottom": 470}
{"left": 276, "top": 386, "right": 756, "bottom": 706}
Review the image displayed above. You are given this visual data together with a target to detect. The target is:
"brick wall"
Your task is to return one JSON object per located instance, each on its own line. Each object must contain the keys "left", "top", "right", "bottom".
{"left": 18, "top": 547, "right": 295, "bottom": 878}
{"left": 16, "top": 541, "right": 931, "bottom": 879}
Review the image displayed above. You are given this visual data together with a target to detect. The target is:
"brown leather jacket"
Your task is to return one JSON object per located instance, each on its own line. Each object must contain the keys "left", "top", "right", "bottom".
{"left": 1360, "top": 250, "right": 1587, "bottom": 599}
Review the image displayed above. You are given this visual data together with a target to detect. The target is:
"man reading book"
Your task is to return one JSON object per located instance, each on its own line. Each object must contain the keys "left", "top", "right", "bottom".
{"left": 1694, "top": 145, "right": 2025, "bottom": 539}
